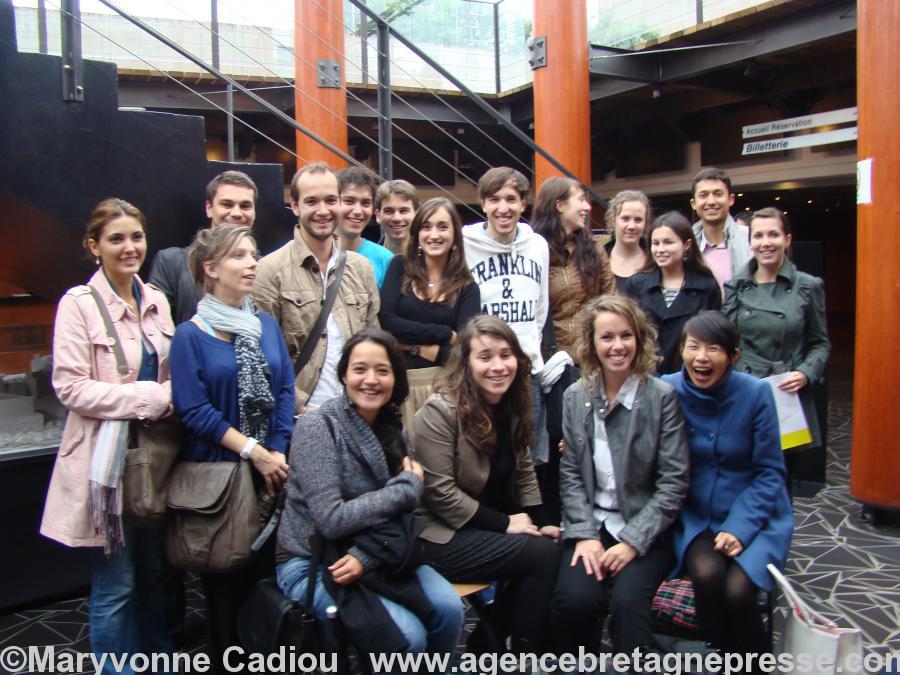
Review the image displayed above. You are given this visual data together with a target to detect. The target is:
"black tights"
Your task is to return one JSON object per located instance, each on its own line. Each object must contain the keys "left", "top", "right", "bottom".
{"left": 684, "top": 530, "right": 768, "bottom": 657}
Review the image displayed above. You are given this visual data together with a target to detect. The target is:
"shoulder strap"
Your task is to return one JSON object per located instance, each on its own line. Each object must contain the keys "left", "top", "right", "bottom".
{"left": 87, "top": 286, "right": 129, "bottom": 377}
{"left": 293, "top": 251, "right": 348, "bottom": 376}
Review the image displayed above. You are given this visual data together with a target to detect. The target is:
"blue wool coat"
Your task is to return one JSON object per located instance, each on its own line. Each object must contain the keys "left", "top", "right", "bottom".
{"left": 662, "top": 369, "right": 792, "bottom": 591}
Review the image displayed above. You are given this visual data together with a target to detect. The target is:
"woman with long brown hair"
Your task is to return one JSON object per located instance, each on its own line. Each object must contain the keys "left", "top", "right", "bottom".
{"left": 532, "top": 177, "right": 615, "bottom": 360}
{"left": 379, "top": 197, "right": 480, "bottom": 433}
{"left": 413, "top": 315, "right": 561, "bottom": 653}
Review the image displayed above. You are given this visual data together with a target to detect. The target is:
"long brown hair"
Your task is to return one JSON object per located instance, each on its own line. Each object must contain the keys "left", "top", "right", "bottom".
{"left": 435, "top": 315, "right": 534, "bottom": 456}
{"left": 532, "top": 177, "right": 609, "bottom": 296}
{"left": 639, "top": 211, "right": 715, "bottom": 279}
{"left": 401, "top": 198, "right": 473, "bottom": 305}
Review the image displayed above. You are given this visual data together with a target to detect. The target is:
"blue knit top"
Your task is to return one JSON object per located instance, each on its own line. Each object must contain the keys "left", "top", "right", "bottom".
{"left": 170, "top": 312, "right": 295, "bottom": 461}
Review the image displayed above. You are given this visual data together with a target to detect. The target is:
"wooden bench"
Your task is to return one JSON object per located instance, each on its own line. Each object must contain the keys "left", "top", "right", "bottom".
{"left": 452, "top": 582, "right": 505, "bottom": 652}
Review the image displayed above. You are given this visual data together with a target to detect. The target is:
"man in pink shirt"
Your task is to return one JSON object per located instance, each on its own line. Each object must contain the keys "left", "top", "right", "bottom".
{"left": 690, "top": 167, "right": 752, "bottom": 293}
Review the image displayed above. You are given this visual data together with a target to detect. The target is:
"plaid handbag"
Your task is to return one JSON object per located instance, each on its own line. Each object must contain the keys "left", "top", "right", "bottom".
{"left": 651, "top": 578, "right": 699, "bottom": 635}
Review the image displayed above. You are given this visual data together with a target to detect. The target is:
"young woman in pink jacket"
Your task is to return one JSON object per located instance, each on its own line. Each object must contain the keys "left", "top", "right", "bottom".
{"left": 41, "top": 198, "right": 175, "bottom": 674}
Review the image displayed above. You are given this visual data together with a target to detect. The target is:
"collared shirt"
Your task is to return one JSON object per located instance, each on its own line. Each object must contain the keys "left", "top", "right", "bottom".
{"left": 693, "top": 215, "right": 752, "bottom": 290}
{"left": 702, "top": 245, "right": 732, "bottom": 293}
{"left": 592, "top": 374, "right": 640, "bottom": 539}
{"left": 307, "top": 247, "right": 345, "bottom": 409}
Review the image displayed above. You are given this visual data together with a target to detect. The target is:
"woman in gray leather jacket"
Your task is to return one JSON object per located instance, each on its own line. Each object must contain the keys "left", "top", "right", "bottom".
{"left": 550, "top": 295, "right": 689, "bottom": 656}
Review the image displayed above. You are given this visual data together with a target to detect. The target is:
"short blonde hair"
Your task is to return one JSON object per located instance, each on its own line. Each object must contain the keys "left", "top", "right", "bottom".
{"left": 575, "top": 294, "right": 660, "bottom": 387}
{"left": 188, "top": 224, "right": 255, "bottom": 292}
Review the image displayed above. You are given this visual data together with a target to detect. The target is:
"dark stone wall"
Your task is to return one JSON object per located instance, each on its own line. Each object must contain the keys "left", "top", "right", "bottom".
{"left": 0, "top": 0, "right": 293, "bottom": 301}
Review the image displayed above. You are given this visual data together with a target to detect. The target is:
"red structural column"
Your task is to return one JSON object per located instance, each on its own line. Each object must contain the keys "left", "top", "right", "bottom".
{"left": 532, "top": 0, "right": 591, "bottom": 187}
{"left": 850, "top": 0, "right": 899, "bottom": 509}
{"left": 294, "top": 0, "right": 349, "bottom": 167}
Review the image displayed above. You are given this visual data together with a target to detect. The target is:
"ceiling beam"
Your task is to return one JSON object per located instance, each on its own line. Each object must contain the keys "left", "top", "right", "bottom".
{"left": 590, "top": 0, "right": 855, "bottom": 101}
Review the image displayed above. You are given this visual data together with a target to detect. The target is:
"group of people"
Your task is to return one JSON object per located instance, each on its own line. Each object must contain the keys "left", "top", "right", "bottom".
{"left": 39, "top": 162, "right": 829, "bottom": 674}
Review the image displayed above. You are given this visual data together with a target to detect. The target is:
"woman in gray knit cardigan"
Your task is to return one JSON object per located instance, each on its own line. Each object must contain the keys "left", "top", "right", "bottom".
{"left": 275, "top": 328, "right": 463, "bottom": 655}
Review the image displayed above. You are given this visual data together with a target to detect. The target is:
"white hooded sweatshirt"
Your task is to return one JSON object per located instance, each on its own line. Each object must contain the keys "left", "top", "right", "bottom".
{"left": 462, "top": 221, "right": 549, "bottom": 374}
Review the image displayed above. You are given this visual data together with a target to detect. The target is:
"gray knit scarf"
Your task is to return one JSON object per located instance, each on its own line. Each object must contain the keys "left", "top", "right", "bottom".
{"left": 197, "top": 294, "right": 274, "bottom": 444}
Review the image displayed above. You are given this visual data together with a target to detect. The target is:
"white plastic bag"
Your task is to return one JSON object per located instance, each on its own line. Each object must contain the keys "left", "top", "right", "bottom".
{"left": 767, "top": 564, "right": 863, "bottom": 674}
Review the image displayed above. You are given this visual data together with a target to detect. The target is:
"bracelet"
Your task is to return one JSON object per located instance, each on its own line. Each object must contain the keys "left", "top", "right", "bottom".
{"left": 240, "top": 437, "right": 257, "bottom": 460}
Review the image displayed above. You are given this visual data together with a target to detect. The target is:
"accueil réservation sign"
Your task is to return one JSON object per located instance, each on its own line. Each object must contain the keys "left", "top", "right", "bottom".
{"left": 741, "top": 107, "right": 857, "bottom": 156}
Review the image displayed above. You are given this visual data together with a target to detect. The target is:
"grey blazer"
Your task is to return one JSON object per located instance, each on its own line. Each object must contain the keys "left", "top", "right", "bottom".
{"left": 560, "top": 376, "right": 689, "bottom": 556}
{"left": 413, "top": 393, "right": 543, "bottom": 544}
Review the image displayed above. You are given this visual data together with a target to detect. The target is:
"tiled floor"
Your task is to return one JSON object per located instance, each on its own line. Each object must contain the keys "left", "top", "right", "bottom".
{"left": 2, "top": 372, "right": 898, "bottom": 674}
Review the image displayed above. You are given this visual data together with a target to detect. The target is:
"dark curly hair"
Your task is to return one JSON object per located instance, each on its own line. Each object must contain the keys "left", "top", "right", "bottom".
{"left": 435, "top": 315, "right": 533, "bottom": 456}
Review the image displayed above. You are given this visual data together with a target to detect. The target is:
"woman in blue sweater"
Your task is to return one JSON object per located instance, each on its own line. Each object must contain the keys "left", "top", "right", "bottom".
{"left": 662, "top": 311, "right": 791, "bottom": 661}
{"left": 169, "top": 224, "right": 294, "bottom": 669}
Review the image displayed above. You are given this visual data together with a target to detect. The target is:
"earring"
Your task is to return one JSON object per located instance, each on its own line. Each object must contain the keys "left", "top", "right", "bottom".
{"left": 452, "top": 243, "right": 457, "bottom": 251}
{"left": 95, "top": 257, "right": 101, "bottom": 266}
{"left": 417, "top": 246, "right": 423, "bottom": 256}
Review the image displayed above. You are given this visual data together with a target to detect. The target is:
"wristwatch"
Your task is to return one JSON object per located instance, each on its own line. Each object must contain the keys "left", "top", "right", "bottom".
{"left": 408, "top": 345, "right": 420, "bottom": 357}
{"left": 240, "top": 437, "right": 257, "bottom": 460}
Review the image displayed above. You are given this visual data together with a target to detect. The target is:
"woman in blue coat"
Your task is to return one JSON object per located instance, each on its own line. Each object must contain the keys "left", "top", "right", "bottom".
{"left": 662, "top": 311, "right": 792, "bottom": 659}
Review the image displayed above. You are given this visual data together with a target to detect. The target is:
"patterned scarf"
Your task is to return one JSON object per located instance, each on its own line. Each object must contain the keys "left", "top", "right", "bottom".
{"left": 197, "top": 294, "right": 275, "bottom": 444}
{"left": 89, "top": 419, "right": 129, "bottom": 555}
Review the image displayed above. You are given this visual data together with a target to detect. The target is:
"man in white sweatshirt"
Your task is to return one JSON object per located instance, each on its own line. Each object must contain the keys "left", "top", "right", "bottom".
{"left": 463, "top": 167, "right": 551, "bottom": 463}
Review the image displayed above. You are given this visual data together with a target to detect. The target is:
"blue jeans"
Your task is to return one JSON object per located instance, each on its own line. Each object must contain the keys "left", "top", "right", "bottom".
{"left": 277, "top": 557, "right": 463, "bottom": 654}
{"left": 530, "top": 376, "right": 549, "bottom": 465}
{"left": 89, "top": 523, "right": 172, "bottom": 675}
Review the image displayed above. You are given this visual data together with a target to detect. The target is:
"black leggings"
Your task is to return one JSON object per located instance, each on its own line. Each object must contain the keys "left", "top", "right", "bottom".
{"left": 684, "top": 530, "right": 768, "bottom": 656}
{"left": 425, "top": 534, "right": 561, "bottom": 650}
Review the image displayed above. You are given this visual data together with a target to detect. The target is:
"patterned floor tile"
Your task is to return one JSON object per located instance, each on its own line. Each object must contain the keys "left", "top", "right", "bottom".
{"left": 0, "top": 372, "right": 897, "bottom": 666}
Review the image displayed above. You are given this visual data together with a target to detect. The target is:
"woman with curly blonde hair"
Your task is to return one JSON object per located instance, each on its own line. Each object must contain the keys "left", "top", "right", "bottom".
{"left": 413, "top": 315, "right": 561, "bottom": 653}
{"left": 550, "top": 295, "right": 689, "bottom": 656}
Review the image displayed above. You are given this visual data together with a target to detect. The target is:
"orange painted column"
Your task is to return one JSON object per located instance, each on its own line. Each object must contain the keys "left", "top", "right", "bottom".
{"left": 532, "top": 0, "right": 591, "bottom": 188}
{"left": 850, "top": 0, "right": 899, "bottom": 509}
{"left": 294, "top": 0, "right": 348, "bottom": 167}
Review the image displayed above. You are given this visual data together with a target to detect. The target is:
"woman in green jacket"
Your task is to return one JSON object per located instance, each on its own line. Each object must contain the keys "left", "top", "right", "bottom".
{"left": 723, "top": 207, "right": 830, "bottom": 449}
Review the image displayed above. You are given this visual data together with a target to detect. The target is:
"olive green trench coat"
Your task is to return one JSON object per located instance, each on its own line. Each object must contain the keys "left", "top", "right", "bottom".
{"left": 723, "top": 258, "right": 830, "bottom": 448}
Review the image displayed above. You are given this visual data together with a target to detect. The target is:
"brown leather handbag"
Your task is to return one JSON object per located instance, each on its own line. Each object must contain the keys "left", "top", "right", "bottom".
{"left": 123, "top": 419, "right": 183, "bottom": 525}
{"left": 164, "top": 459, "right": 261, "bottom": 573}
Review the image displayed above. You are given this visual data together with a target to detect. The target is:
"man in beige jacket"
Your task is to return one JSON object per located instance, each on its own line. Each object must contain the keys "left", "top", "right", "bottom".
{"left": 252, "top": 163, "right": 379, "bottom": 412}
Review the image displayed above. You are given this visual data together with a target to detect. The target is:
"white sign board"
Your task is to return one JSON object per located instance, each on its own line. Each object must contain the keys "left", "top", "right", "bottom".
{"left": 742, "top": 107, "right": 858, "bottom": 139}
{"left": 742, "top": 127, "right": 858, "bottom": 156}
{"left": 857, "top": 158, "right": 873, "bottom": 205}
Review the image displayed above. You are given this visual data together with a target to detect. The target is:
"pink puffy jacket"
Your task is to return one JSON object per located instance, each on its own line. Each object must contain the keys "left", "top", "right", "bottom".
{"left": 40, "top": 271, "right": 174, "bottom": 547}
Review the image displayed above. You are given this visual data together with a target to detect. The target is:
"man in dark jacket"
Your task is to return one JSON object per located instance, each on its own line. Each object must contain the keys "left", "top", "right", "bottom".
{"left": 146, "top": 170, "right": 256, "bottom": 646}
{"left": 148, "top": 170, "right": 257, "bottom": 324}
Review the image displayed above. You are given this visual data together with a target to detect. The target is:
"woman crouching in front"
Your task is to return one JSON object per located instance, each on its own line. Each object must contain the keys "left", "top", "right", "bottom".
{"left": 276, "top": 328, "right": 463, "bottom": 658}
{"left": 662, "top": 311, "right": 791, "bottom": 666}
{"left": 550, "top": 295, "right": 689, "bottom": 657}
{"left": 413, "top": 315, "right": 562, "bottom": 655}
